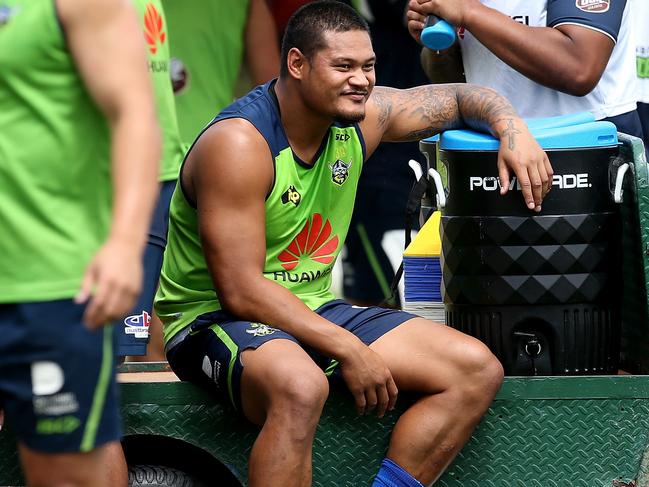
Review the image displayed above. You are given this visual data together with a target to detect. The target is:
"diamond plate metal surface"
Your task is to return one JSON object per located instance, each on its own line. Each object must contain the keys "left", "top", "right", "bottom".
{"left": 443, "top": 399, "right": 649, "bottom": 487}
{"left": 2, "top": 377, "right": 649, "bottom": 487}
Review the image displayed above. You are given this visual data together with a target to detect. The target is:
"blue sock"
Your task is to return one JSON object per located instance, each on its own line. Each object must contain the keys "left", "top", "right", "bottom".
{"left": 372, "top": 458, "right": 425, "bottom": 487}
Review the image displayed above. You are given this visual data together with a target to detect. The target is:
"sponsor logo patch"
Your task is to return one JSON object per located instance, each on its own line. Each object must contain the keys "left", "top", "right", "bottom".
{"left": 469, "top": 174, "right": 592, "bottom": 191}
{"left": 36, "top": 416, "right": 80, "bottom": 435}
{"left": 277, "top": 213, "right": 339, "bottom": 270}
{"left": 202, "top": 355, "right": 221, "bottom": 388}
{"left": 33, "top": 392, "right": 79, "bottom": 416}
{"left": 281, "top": 185, "right": 302, "bottom": 206}
{"left": 143, "top": 3, "right": 166, "bottom": 54}
{"left": 124, "top": 310, "right": 151, "bottom": 339}
{"left": 575, "top": 0, "right": 610, "bottom": 13}
{"left": 335, "top": 133, "right": 351, "bottom": 142}
{"left": 31, "top": 361, "right": 64, "bottom": 396}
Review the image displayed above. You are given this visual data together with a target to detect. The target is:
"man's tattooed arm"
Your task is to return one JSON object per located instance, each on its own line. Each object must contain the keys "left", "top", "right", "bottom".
{"left": 365, "top": 84, "right": 551, "bottom": 212}
{"left": 368, "top": 84, "right": 522, "bottom": 144}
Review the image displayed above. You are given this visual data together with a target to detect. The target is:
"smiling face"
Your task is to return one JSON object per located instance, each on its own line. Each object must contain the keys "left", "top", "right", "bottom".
{"left": 297, "top": 29, "right": 376, "bottom": 124}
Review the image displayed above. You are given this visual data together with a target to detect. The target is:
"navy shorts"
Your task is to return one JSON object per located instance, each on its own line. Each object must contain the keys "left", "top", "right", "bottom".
{"left": 115, "top": 180, "right": 175, "bottom": 357}
{"left": 0, "top": 300, "right": 120, "bottom": 453}
{"left": 165, "top": 300, "right": 416, "bottom": 411}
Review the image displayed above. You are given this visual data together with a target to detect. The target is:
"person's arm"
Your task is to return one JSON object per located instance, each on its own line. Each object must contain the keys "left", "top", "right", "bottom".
{"left": 361, "top": 83, "right": 552, "bottom": 211}
{"left": 420, "top": 44, "right": 466, "bottom": 84}
{"left": 407, "top": 0, "right": 618, "bottom": 96}
{"left": 188, "top": 120, "right": 397, "bottom": 417}
{"left": 58, "top": 0, "right": 161, "bottom": 328}
{"left": 244, "top": 0, "right": 280, "bottom": 84}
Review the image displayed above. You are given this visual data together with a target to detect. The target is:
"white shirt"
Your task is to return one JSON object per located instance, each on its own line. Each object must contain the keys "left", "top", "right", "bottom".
{"left": 635, "top": 0, "right": 649, "bottom": 103}
{"left": 459, "top": 0, "right": 637, "bottom": 119}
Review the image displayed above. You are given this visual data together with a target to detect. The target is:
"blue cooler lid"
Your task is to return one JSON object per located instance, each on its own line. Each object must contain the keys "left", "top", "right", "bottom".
{"left": 439, "top": 117, "right": 617, "bottom": 151}
{"left": 423, "top": 112, "right": 598, "bottom": 144}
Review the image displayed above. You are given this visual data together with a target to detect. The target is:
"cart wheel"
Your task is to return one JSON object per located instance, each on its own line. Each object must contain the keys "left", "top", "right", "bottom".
{"left": 129, "top": 464, "right": 208, "bottom": 487}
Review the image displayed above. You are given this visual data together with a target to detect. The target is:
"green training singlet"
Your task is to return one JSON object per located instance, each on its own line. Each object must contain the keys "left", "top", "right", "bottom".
{"left": 160, "top": 0, "right": 250, "bottom": 144}
{"left": 155, "top": 82, "right": 366, "bottom": 343}
{"left": 133, "top": 0, "right": 185, "bottom": 181}
{"left": 0, "top": 0, "right": 112, "bottom": 302}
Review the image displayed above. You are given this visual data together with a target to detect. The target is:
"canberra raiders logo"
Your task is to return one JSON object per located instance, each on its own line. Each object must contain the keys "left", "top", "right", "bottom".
{"left": 329, "top": 159, "right": 352, "bottom": 186}
{"left": 245, "top": 323, "right": 278, "bottom": 337}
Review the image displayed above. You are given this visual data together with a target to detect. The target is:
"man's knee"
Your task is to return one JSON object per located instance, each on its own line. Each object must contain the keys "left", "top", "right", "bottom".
{"left": 273, "top": 368, "right": 329, "bottom": 417}
{"left": 453, "top": 339, "right": 504, "bottom": 399}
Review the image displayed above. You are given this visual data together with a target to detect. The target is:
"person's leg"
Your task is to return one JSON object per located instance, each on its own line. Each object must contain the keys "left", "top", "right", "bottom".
{"left": 166, "top": 313, "right": 329, "bottom": 487}
{"left": 240, "top": 339, "right": 329, "bottom": 487}
{"left": 1, "top": 301, "right": 123, "bottom": 487}
{"left": 19, "top": 441, "right": 126, "bottom": 487}
{"left": 370, "top": 318, "right": 503, "bottom": 485}
{"left": 119, "top": 180, "right": 175, "bottom": 361}
{"left": 132, "top": 310, "right": 166, "bottom": 362}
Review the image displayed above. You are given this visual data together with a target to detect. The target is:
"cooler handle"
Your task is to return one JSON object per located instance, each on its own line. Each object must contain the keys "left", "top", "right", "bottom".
{"left": 408, "top": 158, "right": 424, "bottom": 182}
{"left": 428, "top": 168, "right": 447, "bottom": 208}
{"left": 613, "top": 163, "right": 629, "bottom": 204}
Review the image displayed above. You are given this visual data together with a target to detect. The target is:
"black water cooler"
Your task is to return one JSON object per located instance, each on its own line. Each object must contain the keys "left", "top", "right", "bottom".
{"left": 426, "top": 120, "right": 622, "bottom": 375}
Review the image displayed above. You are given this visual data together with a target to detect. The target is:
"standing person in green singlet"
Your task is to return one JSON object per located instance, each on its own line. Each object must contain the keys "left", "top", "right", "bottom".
{"left": 155, "top": 2, "right": 552, "bottom": 486}
{"left": 133, "top": 0, "right": 281, "bottom": 361}
{"left": 163, "top": 0, "right": 280, "bottom": 145}
{"left": 0, "top": 0, "right": 160, "bottom": 486}
{"left": 115, "top": 0, "right": 185, "bottom": 362}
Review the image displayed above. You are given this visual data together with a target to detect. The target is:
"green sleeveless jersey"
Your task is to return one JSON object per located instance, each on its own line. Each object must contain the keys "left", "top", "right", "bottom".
{"left": 0, "top": 0, "right": 112, "bottom": 302}
{"left": 133, "top": 0, "right": 185, "bottom": 181}
{"left": 161, "top": 0, "right": 250, "bottom": 145}
{"left": 155, "top": 82, "right": 366, "bottom": 343}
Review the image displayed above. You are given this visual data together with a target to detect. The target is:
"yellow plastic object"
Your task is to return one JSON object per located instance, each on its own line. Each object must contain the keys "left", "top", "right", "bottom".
{"left": 404, "top": 211, "right": 441, "bottom": 257}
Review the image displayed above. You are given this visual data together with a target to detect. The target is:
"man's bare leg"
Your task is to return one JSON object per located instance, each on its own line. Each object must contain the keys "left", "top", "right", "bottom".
{"left": 240, "top": 339, "right": 329, "bottom": 487}
{"left": 20, "top": 440, "right": 127, "bottom": 487}
{"left": 370, "top": 318, "right": 504, "bottom": 485}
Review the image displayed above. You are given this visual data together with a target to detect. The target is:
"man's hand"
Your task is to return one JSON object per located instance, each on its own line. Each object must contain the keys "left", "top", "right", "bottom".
{"left": 494, "top": 118, "right": 553, "bottom": 211}
{"left": 339, "top": 343, "right": 398, "bottom": 418}
{"left": 407, "top": 0, "right": 478, "bottom": 43}
{"left": 75, "top": 237, "right": 143, "bottom": 329}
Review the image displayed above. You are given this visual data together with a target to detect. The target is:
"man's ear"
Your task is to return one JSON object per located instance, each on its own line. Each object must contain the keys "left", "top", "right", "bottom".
{"left": 287, "top": 47, "right": 307, "bottom": 80}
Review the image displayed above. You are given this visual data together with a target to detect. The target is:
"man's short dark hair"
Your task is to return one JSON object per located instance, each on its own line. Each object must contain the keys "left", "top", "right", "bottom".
{"left": 280, "top": 1, "right": 370, "bottom": 77}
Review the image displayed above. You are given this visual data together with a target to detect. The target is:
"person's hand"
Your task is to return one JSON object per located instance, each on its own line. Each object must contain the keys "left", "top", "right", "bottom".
{"left": 75, "top": 236, "right": 144, "bottom": 329}
{"left": 406, "top": 0, "right": 477, "bottom": 43}
{"left": 495, "top": 118, "right": 553, "bottom": 211}
{"left": 339, "top": 342, "right": 398, "bottom": 418}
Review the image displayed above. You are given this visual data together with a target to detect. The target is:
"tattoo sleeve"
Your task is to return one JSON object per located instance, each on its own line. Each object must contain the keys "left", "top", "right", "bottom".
{"left": 374, "top": 84, "right": 521, "bottom": 144}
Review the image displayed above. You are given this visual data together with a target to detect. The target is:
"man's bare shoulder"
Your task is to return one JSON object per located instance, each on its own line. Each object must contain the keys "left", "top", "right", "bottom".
{"left": 193, "top": 118, "right": 270, "bottom": 164}
{"left": 189, "top": 117, "right": 274, "bottom": 195}
{"left": 56, "top": 0, "right": 128, "bottom": 25}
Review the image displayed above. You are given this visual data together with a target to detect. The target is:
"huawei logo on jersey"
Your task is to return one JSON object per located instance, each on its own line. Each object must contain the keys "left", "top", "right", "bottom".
{"left": 277, "top": 214, "right": 339, "bottom": 271}
{"left": 575, "top": 0, "right": 610, "bottom": 13}
{"left": 144, "top": 4, "right": 166, "bottom": 54}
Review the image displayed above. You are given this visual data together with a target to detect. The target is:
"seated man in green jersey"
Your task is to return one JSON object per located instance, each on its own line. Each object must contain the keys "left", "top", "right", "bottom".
{"left": 155, "top": 2, "right": 552, "bottom": 486}
{"left": 0, "top": 0, "right": 160, "bottom": 486}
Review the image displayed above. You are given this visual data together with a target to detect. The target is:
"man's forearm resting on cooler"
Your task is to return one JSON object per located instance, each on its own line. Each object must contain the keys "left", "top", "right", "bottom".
{"left": 378, "top": 83, "right": 522, "bottom": 142}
